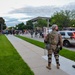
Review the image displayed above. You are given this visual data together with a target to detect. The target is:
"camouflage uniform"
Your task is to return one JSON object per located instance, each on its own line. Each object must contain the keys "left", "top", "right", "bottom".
{"left": 45, "top": 30, "right": 63, "bottom": 69}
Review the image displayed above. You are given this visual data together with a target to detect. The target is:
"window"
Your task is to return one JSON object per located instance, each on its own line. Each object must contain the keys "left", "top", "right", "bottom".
{"left": 60, "top": 32, "right": 65, "bottom": 36}
{"left": 67, "top": 32, "right": 73, "bottom": 36}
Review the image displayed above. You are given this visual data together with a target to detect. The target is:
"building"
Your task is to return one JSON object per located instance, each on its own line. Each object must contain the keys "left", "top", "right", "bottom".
{"left": 26, "top": 16, "right": 50, "bottom": 28}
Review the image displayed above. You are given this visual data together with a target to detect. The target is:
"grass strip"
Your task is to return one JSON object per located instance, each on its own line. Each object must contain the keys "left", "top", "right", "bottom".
{"left": 15, "top": 35, "right": 75, "bottom": 61}
{"left": 0, "top": 35, "right": 34, "bottom": 75}
{"left": 15, "top": 35, "right": 45, "bottom": 48}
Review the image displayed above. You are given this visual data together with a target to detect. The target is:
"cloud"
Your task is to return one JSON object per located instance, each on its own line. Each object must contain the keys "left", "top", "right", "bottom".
{"left": 3, "top": 17, "right": 19, "bottom": 26}
{"left": 4, "top": 2, "right": 75, "bottom": 27}
{"left": 3, "top": 13, "right": 33, "bottom": 26}
{"left": 10, "top": 2, "right": 75, "bottom": 15}
{"left": 9, "top": 2, "right": 75, "bottom": 20}
{"left": 9, "top": 6, "right": 61, "bottom": 17}
{"left": 4, "top": 13, "right": 32, "bottom": 19}
{"left": 61, "top": 2, "right": 75, "bottom": 10}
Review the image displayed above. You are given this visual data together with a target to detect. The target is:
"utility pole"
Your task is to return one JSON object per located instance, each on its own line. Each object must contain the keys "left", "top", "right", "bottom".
{"left": 47, "top": 18, "right": 49, "bottom": 28}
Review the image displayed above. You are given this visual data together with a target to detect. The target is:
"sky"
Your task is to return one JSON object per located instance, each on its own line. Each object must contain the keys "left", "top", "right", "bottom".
{"left": 0, "top": 0, "right": 75, "bottom": 27}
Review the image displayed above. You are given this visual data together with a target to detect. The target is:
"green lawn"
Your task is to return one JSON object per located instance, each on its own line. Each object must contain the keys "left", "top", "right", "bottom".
{"left": 15, "top": 35, "right": 75, "bottom": 61}
{"left": 0, "top": 35, "right": 34, "bottom": 75}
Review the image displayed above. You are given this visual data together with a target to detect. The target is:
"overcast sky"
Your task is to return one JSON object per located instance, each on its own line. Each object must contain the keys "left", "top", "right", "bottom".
{"left": 0, "top": 0, "right": 75, "bottom": 27}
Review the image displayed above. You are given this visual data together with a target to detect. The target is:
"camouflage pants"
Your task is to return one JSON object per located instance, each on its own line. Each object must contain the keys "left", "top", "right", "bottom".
{"left": 48, "top": 45, "right": 59, "bottom": 65}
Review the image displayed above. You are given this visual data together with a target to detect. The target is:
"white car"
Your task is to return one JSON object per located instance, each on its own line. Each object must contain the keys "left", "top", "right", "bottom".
{"left": 59, "top": 30, "right": 75, "bottom": 47}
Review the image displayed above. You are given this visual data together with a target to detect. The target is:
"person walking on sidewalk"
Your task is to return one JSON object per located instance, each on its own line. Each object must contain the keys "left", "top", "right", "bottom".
{"left": 44, "top": 24, "right": 63, "bottom": 70}
{"left": 30, "top": 30, "right": 34, "bottom": 38}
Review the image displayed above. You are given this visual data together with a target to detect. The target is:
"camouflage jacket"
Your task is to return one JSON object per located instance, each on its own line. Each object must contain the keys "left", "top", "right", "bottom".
{"left": 45, "top": 31, "right": 63, "bottom": 47}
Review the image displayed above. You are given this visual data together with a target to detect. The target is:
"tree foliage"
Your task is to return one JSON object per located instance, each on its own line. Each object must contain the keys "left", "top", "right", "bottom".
{"left": 50, "top": 10, "right": 75, "bottom": 28}
{"left": 26, "top": 20, "right": 33, "bottom": 29}
{"left": 16, "top": 22, "right": 25, "bottom": 30}
{"left": 50, "top": 11, "right": 71, "bottom": 29}
{"left": 0, "top": 17, "right": 6, "bottom": 30}
{"left": 37, "top": 19, "right": 47, "bottom": 27}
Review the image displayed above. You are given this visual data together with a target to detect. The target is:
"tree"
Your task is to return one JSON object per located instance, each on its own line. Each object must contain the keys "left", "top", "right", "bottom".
{"left": 70, "top": 19, "right": 75, "bottom": 27}
{"left": 50, "top": 11, "right": 71, "bottom": 29}
{"left": 69, "top": 10, "right": 75, "bottom": 20}
{"left": 0, "top": 17, "right": 6, "bottom": 31}
{"left": 16, "top": 22, "right": 25, "bottom": 30}
{"left": 37, "top": 19, "right": 47, "bottom": 27}
{"left": 26, "top": 20, "right": 33, "bottom": 29}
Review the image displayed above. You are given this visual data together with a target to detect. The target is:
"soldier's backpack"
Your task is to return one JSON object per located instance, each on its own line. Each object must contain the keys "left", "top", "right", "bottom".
{"left": 48, "top": 31, "right": 59, "bottom": 45}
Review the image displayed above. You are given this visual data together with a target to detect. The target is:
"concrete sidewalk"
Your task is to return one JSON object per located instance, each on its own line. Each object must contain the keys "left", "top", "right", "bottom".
{"left": 6, "top": 35, "right": 75, "bottom": 75}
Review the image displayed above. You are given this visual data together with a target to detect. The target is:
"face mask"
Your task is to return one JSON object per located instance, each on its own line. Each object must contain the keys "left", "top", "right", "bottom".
{"left": 56, "top": 29, "right": 58, "bottom": 31}
{"left": 55, "top": 26, "right": 58, "bottom": 31}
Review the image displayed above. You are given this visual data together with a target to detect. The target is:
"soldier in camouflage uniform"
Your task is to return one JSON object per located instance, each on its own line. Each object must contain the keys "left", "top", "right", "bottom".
{"left": 44, "top": 24, "right": 63, "bottom": 70}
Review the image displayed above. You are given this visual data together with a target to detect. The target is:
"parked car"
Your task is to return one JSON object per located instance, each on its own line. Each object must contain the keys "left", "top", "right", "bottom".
{"left": 59, "top": 30, "right": 75, "bottom": 47}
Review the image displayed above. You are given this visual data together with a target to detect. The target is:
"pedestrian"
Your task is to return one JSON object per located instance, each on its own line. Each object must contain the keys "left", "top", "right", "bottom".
{"left": 30, "top": 30, "right": 34, "bottom": 38}
{"left": 35, "top": 31, "right": 38, "bottom": 37}
{"left": 44, "top": 24, "right": 63, "bottom": 70}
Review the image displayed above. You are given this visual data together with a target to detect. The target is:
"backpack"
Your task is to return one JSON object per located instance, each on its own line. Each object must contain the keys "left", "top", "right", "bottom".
{"left": 48, "top": 31, "right": 59, "bottom": 45}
